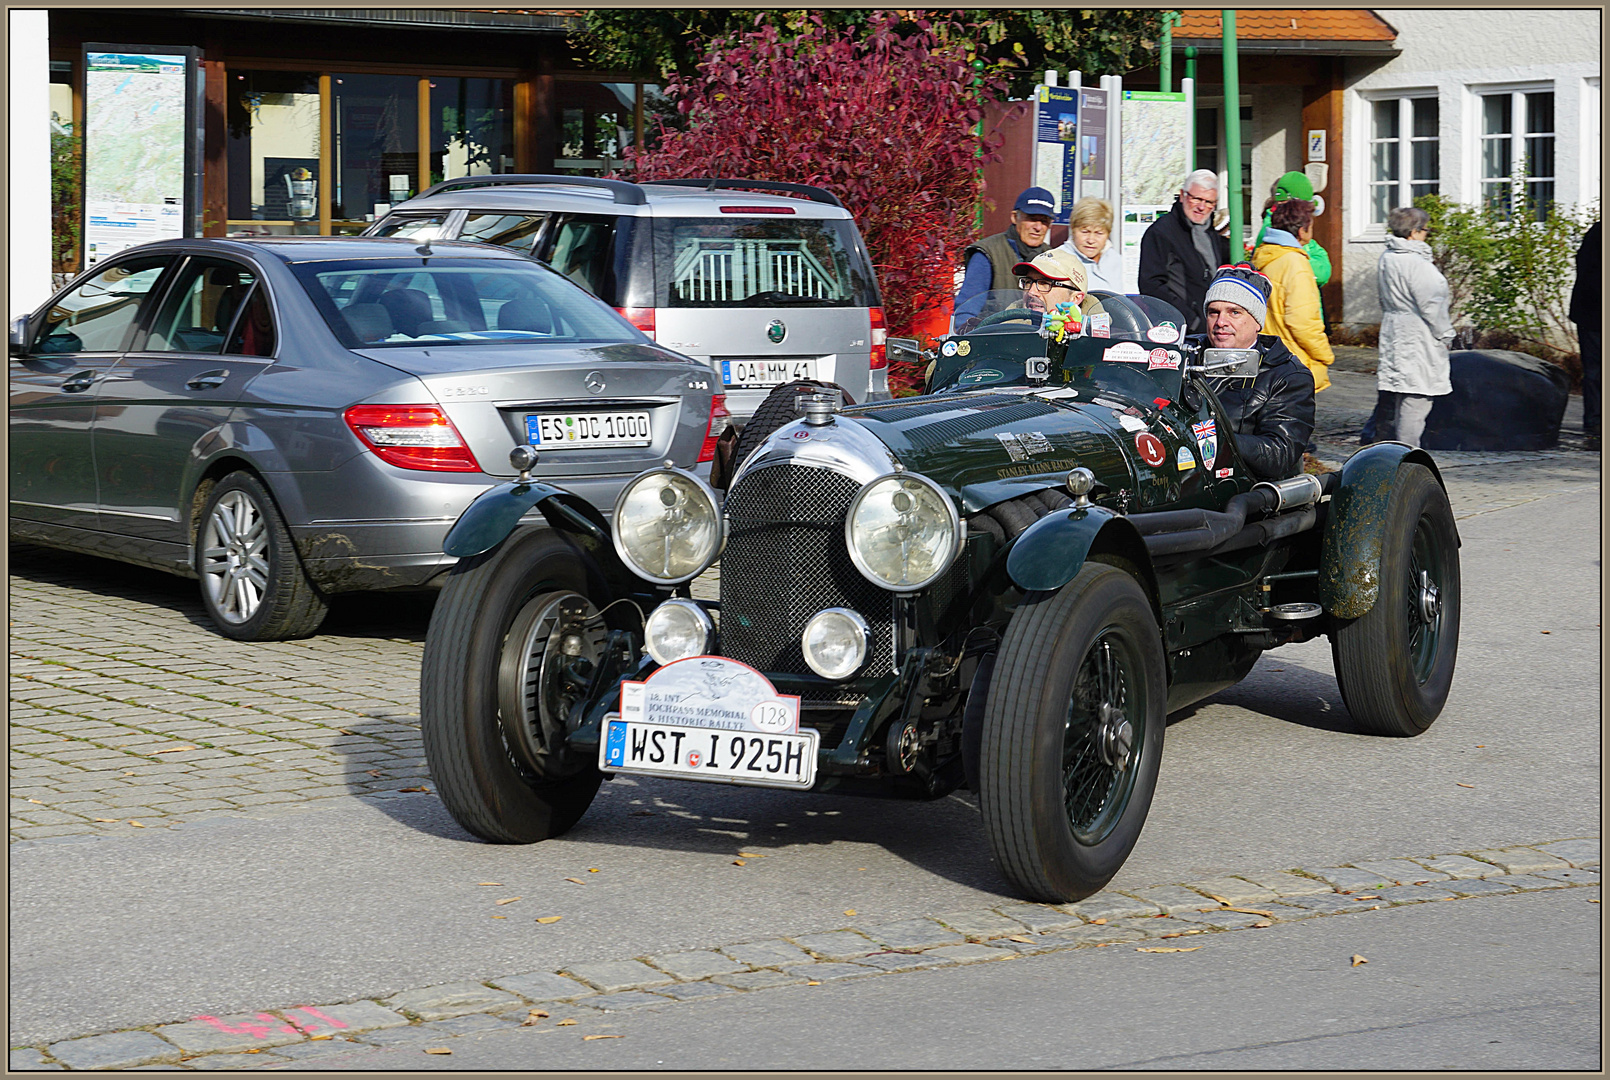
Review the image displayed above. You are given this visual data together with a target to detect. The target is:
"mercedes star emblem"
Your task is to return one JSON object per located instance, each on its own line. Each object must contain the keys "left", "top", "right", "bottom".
{"left": 584, "top": 371, "right": 606, "bottom": 395}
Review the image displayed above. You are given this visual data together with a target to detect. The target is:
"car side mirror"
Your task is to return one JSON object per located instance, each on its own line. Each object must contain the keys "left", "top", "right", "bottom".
{"left": 886, "top": 336, "right": 924, "bottom": 367}
{"left": 10, "top": 314, "right": 30, "bottom": 357}
{"left": 1190, "top": 347, "right": 1260, "bottom": 380}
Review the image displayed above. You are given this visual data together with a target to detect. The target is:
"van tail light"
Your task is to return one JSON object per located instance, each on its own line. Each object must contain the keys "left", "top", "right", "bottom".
{"left": 697, "top": 394, "right": 731, "bottom": 463}
{"left": 616, "top": 306, "right": 657, "bottom": 339}
{"left": 869, "top": 307, "right": 888, "bottom": 370}
{"left": 343, "top": 404, "right": 482, "bottom": 472}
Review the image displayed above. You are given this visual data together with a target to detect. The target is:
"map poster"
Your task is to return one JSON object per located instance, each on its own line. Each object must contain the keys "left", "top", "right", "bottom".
{"left": 1118, "top": 90, "right": 1193, "bottom": 293}
{"left": 1032, "top": 85, "right": 1080, "bottom": 223}
{"left": 1077, "top": 88, "right": 1108, "bottom": 201}
{"left": 81, "top": 45, "right": 201, "bottom": 265}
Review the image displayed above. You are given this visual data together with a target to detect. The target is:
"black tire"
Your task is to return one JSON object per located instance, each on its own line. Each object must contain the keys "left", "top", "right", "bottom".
{"left": 195, "top": 472, "right": 328, "bottom": 641}
{"left": 980, "top": 564, "right": 1167, "bottom": 902}
{"left": 729, "top": 379, "right": 855, "bottom": 474}
{"left": 1331, "top": 463, "right": 1461, "bottom": 736}
{"left": 421, "top": 528, "right": 607, "bottom": 843}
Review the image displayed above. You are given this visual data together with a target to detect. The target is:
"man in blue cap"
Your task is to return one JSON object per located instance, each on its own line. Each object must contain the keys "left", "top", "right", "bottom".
{"left": 952, "top": 186, "right": 1057, "bottom": 328}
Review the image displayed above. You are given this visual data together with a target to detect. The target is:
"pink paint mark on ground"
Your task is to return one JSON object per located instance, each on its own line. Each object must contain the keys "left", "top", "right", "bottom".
{"left": 284, "top": 1005, "right": 350, "bottom": 1034}
{"left": 193, "top": 1014, "right": 282, "bottom": 1040}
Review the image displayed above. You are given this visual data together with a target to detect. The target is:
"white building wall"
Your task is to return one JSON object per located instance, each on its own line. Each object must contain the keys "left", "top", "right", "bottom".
{"left": 1339, "top": 8, "right": 1602, "bottom": 326}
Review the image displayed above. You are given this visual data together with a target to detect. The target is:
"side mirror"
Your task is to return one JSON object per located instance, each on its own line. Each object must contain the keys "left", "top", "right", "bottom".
{"left": 9, "top": 315, "right": 30, "bottom": 357}
{"left": 1190, "top": 347, "right": 1260, "bottom": 380}
{"left": 886, "top": 336, "right": 923, "bottom": 367}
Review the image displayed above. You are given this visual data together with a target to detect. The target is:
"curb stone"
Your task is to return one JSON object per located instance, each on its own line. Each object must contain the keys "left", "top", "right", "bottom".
{"left": 20, "top": 839, "right": 1598, "bottom": 1069}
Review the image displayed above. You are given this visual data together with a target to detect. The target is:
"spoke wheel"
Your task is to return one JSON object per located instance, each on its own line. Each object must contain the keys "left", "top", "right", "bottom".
{"left": 195, "top": 472, "right": 326, "bottom": 641}
{"left": 980, "top": 564, "right": 1166, "bottom": 902}
{"left": 421, "top": 527, "right": 609, "bottom": 844}
{"left": 1332, "top": 463, "right": 1461, "bottom": 737}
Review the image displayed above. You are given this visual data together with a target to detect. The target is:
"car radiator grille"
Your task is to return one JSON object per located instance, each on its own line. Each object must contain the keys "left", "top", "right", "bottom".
{"left": 720, "top": 464, "right": 894, "bottom": 695}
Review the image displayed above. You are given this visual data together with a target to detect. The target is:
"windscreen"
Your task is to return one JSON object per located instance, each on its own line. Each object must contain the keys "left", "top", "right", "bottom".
{"left": 653, "top": 217, "right": 878, "bottom": 308}
{"left": 290, "top": 258, "right": 643, "bottom": 349}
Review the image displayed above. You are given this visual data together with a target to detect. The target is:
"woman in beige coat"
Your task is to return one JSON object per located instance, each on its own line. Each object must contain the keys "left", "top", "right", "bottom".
{"left": 1376, "top": 206, "right": 1454, "bottom": 447}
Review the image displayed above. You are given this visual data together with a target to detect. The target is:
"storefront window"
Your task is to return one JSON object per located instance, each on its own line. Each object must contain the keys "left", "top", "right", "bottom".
{"left": 332, "top": 73, "right": 420, "bottom": 229}
{"left": 555, "top": 80, "right": 640, "bottom": 175}
{"left": 430, "top": 77, "right": 514, "bottom": 184}
{"left": 226, "top": 70, "right": 322, "bottom": 236}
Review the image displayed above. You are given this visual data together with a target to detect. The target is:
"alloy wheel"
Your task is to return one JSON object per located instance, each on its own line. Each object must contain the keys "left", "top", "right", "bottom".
{"left": 199, "top": 490, "right": 270, "bottom": 624}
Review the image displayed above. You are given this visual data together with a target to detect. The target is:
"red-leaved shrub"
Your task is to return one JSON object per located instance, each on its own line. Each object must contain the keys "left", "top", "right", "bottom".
{"left": 626, "top": 11, "right": 1010, "bottom": 394}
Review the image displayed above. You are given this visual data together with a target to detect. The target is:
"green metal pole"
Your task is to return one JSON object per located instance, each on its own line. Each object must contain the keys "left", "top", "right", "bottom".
{"left": 1222, "top": 10, "right": 1242, "bottom": 258}
{"left": 1159, "top": 12, "right": 1174, "bottom": 94}
{"left": 1185, "top": 45, "right": 1196, "bottom": 85}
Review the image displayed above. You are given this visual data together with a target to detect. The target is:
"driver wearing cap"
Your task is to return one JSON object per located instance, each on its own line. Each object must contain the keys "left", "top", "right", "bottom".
{"left": 1197, "top": 264, "right": 1316, "bottom": 480}
{"left": 1012, "top": 249, "right": 1089, "bottom": 314}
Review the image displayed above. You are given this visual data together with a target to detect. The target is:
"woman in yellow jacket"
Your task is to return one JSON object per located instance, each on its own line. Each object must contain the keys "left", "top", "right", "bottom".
{"left": 1251, "top": 198, "right": 1334, "bottom": 393}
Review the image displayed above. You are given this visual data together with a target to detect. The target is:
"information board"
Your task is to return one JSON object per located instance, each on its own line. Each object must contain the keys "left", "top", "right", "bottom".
{"left": 1118, "top": 90, "right": 1193, "bottom": 293}
{"left": 1077, "top": 88, "right": 1109, "bottom": 202}
{"left": 81, "top": 45, "right": 200, "bottom": 265}
{"left": 1032, "top": 85, "right": 1080, "bottom": 223}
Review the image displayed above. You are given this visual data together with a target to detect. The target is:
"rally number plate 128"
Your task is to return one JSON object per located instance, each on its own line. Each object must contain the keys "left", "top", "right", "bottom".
{"left": 598, "top": 656, "right": 817, "bottom": 790}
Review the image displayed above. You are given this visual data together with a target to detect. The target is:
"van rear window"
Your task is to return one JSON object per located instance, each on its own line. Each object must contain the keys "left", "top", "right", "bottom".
{"left": 652, "top": 218, "right": 878, "bottom": 309}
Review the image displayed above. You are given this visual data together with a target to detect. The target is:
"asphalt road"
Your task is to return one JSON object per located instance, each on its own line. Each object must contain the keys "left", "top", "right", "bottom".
{"left": 9, "top": 450, "right": 1600, "bottom": 1060}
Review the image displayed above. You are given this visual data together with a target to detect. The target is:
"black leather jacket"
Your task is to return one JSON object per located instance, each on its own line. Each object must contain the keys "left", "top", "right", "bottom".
{"left": 1197, "top": 334, "right": 1316, "bottom": 480}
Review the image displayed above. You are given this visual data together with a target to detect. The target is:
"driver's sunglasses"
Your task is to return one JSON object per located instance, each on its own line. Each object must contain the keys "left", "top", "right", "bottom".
{"left": 1017, "top": 275, "right": 1065, "bottom": 293}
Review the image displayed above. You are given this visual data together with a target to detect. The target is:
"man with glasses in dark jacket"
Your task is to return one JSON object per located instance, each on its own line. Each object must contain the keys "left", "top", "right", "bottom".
{"left": 1196, "top": 264, "right": 1316, "bottom": 480}
{"left": 1140, "top": 169, "right": 1231, "bottom": 336}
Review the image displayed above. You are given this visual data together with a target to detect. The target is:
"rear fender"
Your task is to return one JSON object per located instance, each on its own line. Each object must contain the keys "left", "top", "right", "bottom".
{"left": 1006, "top": 505, "right": 1158, "bottom": 615}
{"left": 443, "top": 480, "right": 608, "bottom": 558}
{"left": 1320, "top": 443, "right": 1455, "bottom": 618}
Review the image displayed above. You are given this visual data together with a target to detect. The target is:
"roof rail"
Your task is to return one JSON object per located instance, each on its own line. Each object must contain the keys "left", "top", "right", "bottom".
{"left": 640, "top": 177, "right": 844, "bottom": 209}
{"left": 411, "top": 174, "right": 646, "bottom": 205}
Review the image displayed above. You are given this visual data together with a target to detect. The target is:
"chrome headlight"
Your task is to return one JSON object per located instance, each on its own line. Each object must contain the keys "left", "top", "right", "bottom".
{"left": 643, "top": 599, "right": 715, "bottom": 667}
{"left": 801, "top": 608, "right": 871, "bottom": 680}
{"left": 844, "top": 472, "right": 960, "bottom": 592}
{"left": 612, "top": 467, "right": 723, "bottom": 584}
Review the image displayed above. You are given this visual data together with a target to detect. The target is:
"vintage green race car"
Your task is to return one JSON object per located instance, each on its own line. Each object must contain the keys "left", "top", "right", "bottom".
{"left": 420, "top": 291, "right": 1460, "bottom": 903}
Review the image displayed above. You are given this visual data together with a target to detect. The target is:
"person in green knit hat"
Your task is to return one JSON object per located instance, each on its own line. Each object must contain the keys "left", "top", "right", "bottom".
{"left": 1254, "top": 171, "right": 1331, "bottom": 289}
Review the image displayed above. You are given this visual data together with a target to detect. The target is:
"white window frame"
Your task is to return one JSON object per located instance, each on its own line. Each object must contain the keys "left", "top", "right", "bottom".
{"left": 1470, "top": 82, "right": 1556, "bottom": 220}
{"left": 1364, "top": 91, "right": 1441, "bottom": 228}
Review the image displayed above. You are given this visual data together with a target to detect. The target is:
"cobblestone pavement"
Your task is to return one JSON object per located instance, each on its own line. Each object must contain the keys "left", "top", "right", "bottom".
{"left": 10, "top": 838, "right": 1598, "bottom": 1069}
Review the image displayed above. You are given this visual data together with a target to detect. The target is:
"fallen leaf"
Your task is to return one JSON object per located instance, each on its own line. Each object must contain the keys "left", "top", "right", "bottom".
{"left": 1226, "top": 907, "right": 1273, "bottom": 917}
{"left": 491, "top": 916, "right": 507, "bottom": 920}
{"left": 738, "top": 852, "right": 765, "bottom": 858}
{"left": 807, "top": 980, "right": 821, "bottom": 986}
{"left": 338, "top": 728, "right": 356, "bottom": 735}
{"left": 521, "top": 1011, "right": 550, "bottom": 1026}
{"left": 128, "top": 820, "right": 145, "bottom": 827}
{"left": 564, "top": 878, "right": 586, "bottom": 885}
{"left": 399, "top": 786, "right": 429, "bottom": 793}
{"left": 93, "top": 818, "right": 118, "bottom": 822}
{"left": 152, "top": 746, "right": 197, "bottom": 754}
{"left": 733, "top": 859, "right": 746, "bottom": 866}
{"left": 843, "top": 909, "right": 857, "bottom": 917}
{"left": 424, "top": 1046, "right": 452, "bottom": 1054}
{"left": 1475, "top": 745, "right": 1485, "bottom": 748}
{"left": 557, "top": 1018, "right": 577, "bottom": 1026}
{"left": 245, "top": 1048, "right": 261, "bottom": 1054}
{"left": 1351, "top": 895, "right": 1381, "bottom": 901}
{"left": 588, "top": 868, "right": 600, "bottom": 873}
{"left": 1252, "top": 920, "right": 1273, "bottom": 928}
{"left": 477, "top": 882, "right": 503, "bottom": 887}
{"left": 856, "top": 867, "right": 867, "bottom": 871}
{"left": 1351, "top": 954, "right": 1368, "bottom": 966}
{"left": 1137, "top": 946, "right": 1201, "bottom": 953}
{"left": 1090, "top": 918, "right": 1106, "bottom": 925}
{"left": 27, "top": 798, "right": 42, "bottom": 804}
{"left": 1541, "top": 630, "right": 1551, "bottom": 634}
{"left": 366, "top": 770, "right": 382, "bottom": 777}
{"left": 1456, "top": 783, "right": 1475, "bottom": 788}
{"left": 495, "top": 897, "right": 522, "bottom": 905}
{"left": 1203, "top": 893, "right": 1231, "bottom": 905}
{"left": 536, "top": 915, "right": 563, "bottom": 924}
{"left": 1589, "top": 899, "right": 1600, "bottom": 904}
{"left": 310, "top": 1035, "right": 331, "bottom": 1041}
{"left": 583, "top": 1034, "right": 623, "bottom": 1041}
{"left": 1008, "top": 935, "right": 1035, "bottom": 943}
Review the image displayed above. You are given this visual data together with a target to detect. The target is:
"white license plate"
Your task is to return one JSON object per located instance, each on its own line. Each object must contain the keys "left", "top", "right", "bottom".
{"left": 526, "top": 411, "right": 652, "bottom": 448}
{"left": 601, "top": 718, "right": 819, "bottom": 790}
{"left": 721, "top": 358, "right": 817, "bottom": 388}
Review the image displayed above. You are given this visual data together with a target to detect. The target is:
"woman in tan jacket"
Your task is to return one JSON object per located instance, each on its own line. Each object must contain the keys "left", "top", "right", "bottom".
{"left": 1252, "top": 199, "right": 1335, "bottom": 393}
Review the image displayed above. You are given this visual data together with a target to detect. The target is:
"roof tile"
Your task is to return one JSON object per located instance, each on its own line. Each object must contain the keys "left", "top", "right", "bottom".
{"left": 1176, "top": 9, "right": 1396, "bottom": 42}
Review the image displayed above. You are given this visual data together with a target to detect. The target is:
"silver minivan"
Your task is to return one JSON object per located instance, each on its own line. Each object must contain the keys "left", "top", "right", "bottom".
{"left": 367, "top": 176, "right": 888, "bottom": 422}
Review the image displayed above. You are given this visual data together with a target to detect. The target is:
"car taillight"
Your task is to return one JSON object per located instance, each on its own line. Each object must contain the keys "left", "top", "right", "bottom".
{"left": 343, "top": 404, "right": 481, "bottom": 472}
{"left": 616, "top": 307, "right": 656, "bottom": 339}
{"left": 697, "top": 394, "right": 731, "bottom": 463}
{"left": 869, "top": 307, "right": 888, "bottom": 370}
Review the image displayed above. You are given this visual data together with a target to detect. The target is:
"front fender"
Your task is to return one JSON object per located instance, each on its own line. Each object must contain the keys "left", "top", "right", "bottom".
{"left": 1007, "top": 504, "right": 1143, "bottom": 592}
{"left": 443, "top": 480, "right": 608, "bottom": 558}
{"left": 1320, "top": 442, "right": 1454, "bottom": 618}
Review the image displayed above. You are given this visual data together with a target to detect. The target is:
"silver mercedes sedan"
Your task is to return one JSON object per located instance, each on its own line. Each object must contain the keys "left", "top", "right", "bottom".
{"left": 8, "top": 236, "right": 723, "bottom": 640}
